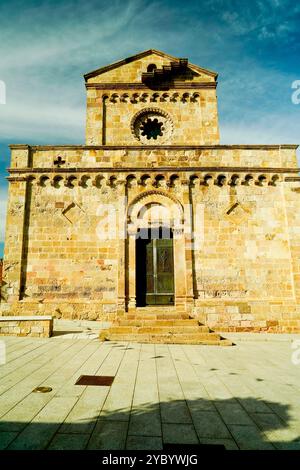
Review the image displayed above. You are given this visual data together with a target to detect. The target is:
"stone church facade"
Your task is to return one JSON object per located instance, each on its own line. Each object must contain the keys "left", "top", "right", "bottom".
{"left": 1, "top": 49, "right": 300, "bottom": 333}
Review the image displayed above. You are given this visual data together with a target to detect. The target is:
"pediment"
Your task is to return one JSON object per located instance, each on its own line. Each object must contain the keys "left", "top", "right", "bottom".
{"left": 85, "top": 49, "right": 217, "bottom": 85}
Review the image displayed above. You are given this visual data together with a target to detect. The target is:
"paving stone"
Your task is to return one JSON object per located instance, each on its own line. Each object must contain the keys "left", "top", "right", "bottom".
{"left": 192, "top": 411, "right": 231, "bottom": 439}
{"left": 48, "top": 433, "right": 90, "bottom": 450}
{"left": 0, "top": 431, "right": 19, "bottom": 449}
{"left": 126, "top": 435, "right": 163, "bottom": 450}
{"left": 100, "top": 345, "right": 141, "bottom": 421}
{"left": 160, "top": 400, "right": 192, "bottom": 424}
{"left": 228, "top": 424, "right": 275, "bottom": 450}
{"left": 128, "top": 408, "right": 161, "bottom": 437}
{"left": 237, "top": 397, "right": 273, "bottom": 413}
{"left": 272, "top": 439, "right": 300, "bottom": 450}
{"left": 216, "top": 403, "right": 255, "bottom": 425}
{"left": 88, "top": 420, "right": 128, "bottom": 450}
{"left": 162, "top": 423, "right": 199, "bottom": 445}
{"left": 59, "top": 396, "right": 107, "bottom": 434}
{"left": 250, "top": 412, "right": 285, "bottom": 431}
{"left": 187, "top": 399, "right": 215, "bottom": 412}
{"left": 199, "top": 438, "right": 239, "bottom": 450}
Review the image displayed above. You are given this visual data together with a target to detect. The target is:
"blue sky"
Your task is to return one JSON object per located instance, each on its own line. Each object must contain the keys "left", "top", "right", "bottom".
{"left": 0, "top": 0, "right": 299, "bottom": 256}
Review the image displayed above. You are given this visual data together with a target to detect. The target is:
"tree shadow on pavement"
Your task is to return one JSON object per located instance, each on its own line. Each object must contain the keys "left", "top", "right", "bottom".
{"left": 0, "top": 396, "right": 300, "bottom": 450}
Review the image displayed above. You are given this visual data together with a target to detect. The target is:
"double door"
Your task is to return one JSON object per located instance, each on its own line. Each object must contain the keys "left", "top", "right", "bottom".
{"left": 136, "top": 233, "right": 174, "bottom": 306}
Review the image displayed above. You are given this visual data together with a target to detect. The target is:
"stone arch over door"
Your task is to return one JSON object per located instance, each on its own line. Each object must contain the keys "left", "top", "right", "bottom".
{"left": 125, "top": 190, "right": 188, "bottom": 310}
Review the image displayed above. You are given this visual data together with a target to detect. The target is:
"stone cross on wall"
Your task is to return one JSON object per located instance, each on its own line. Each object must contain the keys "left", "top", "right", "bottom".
{"left": 54, "top": 156, "right": 66, "bottom": 167}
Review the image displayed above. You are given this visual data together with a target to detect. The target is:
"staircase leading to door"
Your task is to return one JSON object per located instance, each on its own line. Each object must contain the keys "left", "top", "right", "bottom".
{"left": 99, "top": 307, "right": 233, "bottom": 345}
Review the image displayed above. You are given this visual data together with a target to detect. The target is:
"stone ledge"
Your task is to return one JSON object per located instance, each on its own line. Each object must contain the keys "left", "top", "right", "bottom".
{"left": 8, "top": 144, "right": 299, "bottom": 150}
{"left": 86, "top": 82, "right": 217, "bottom": 90}
{"left": 0, "top": 315, "right": 53, "bottom": 321}
{"left": 8, "top": 166, "right": 300, "bottom": 174}
{"left": 0, "top": 316, "right": 53, "bottom": 338}
{"left": 222, "top": 332, "right": 300, "bottom": 343}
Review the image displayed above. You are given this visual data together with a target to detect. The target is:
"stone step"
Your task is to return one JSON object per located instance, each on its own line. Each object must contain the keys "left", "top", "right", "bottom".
{"left": 125, "top": 313, "right": 190, "bottom": 320}
{"left": 116, "top": 319, "right": 203, "bottom": 327}
{"left": 135, "top": 307, "right": 186, "bottom": 312}
{"left": 99, "top": 332, "right": 232, "bottom": 346}
{"left": 100, "top": 307, "right": 232, "bottom": 346}
{"left": 106, "top": 326, "right": 212, "bottom": 335}
{"left": 134, "top": 312, "right": 188, "bottom": 317}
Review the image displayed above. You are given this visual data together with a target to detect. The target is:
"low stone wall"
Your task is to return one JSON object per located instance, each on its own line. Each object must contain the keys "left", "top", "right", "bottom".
{"left": 0, "top": 316, "right": 53, "bottom": 337}
{"left": 1, "top": 300, "right": 300, "bottom": 334}
{"left": 193, "top": 300, "right": 300, "bottom": 333}
{"left": 0, "top": 301, "right": 119, "bottom": 321}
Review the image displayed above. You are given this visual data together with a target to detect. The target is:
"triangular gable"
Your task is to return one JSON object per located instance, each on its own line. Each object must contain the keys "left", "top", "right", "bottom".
{"left": 84, "top": 49, "right": 218, "bottom": 84}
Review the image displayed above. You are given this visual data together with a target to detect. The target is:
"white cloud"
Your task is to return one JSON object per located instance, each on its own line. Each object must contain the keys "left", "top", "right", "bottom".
{"left": 0, "top": 0, "right": 146, "bottom": 72}
{"left": 221, "top": 115, "right": 299, "bottom": 145}
{"left": 0, "top": 0, "right": 149, "bottom": 143}
{"left": 221, "top": 113, "right": 300, "bottom": 164}
{"left": 0, "top": 99, "right": 85, "bottom": 142}
{"left": 219, "top": 0, "right": 296, "bottom": 42}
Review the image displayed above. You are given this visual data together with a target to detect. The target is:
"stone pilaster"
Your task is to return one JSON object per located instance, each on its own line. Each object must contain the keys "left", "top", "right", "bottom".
{"left": 1, "top": 177, "right": 29, "bottom": 303}
{"left": 181, "top": 179, "right": 194, "bottom": 307}
{"left": 116, "top": 179, "right": 127, "bottom": 314}
{"left": 127, "top": 230, "right": 136, "bottom": 311}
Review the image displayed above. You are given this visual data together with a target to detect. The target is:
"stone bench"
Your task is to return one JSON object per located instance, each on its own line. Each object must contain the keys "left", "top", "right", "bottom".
{"left": 0, "top": 316, "right": 53, "bottom": 338}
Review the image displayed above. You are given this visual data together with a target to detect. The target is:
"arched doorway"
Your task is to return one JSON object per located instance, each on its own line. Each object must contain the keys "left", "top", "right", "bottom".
{"left": 136, "top": 226, "right": 174, "bottom": 306}
{"left": 125, "top": 190, "right": 190, "bottom": 311}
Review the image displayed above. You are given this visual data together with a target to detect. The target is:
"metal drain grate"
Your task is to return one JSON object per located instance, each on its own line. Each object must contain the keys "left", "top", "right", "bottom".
{"left": 75, "top": 375, "right": 115, "bottom": 386}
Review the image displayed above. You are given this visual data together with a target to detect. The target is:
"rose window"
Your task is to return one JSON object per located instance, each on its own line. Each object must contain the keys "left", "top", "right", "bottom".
{"left": 140, "top": 117, "right": 164, "bottom": 140}
{"left": 131, "top": 108, "right": 173, "bottom": 144}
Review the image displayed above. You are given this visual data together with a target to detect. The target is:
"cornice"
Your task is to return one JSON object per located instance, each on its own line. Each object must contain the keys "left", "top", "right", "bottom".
{"left": 9, "top": 144, "right": 299, "bottom": 151}
{"left": 85, "top": 82, "right": 217, "bottom": 90}
{"left": 7, "top": 166, "right": 300, "bottom": 174}
{"left": 284, "top": 177, "right": 300, "bottom": 181}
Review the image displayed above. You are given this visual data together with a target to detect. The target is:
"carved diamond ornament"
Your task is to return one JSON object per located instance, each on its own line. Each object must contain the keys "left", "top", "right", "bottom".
{"left": 225, "top": 201, "right": 252, "bottom": 224}
{"left": 62, "top": 202, "right": 84, "bottom": 224}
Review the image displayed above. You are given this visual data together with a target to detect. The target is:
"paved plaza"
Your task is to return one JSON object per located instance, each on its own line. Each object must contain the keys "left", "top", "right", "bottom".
{"left": 0, "top": 325, "right": 300, "bottom": 450}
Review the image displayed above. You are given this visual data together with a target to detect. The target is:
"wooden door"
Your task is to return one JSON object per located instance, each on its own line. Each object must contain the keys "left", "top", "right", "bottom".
{"left": 136, "top": 229, "right": 174, "bottom": 306}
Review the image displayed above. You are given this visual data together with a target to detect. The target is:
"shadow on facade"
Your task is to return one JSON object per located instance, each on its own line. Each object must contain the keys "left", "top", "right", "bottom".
{"left": 0, "top": 396, "right": 299, "bottom": 450}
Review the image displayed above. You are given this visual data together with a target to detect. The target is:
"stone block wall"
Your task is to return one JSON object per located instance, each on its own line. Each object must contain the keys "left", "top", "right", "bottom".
{"left": 85, "top": 52, "right": 219, "bottom": 146}
{"left": 86, "top": 88, "right": 219, "bottom": 146}
{"left": 192, "top": 301, "right": 300, "bottom": 333}
{"left": 0, "top": 316, "right": 53, "bottom": 337}
{"left": 9, "top": 145, "right": 297, "bottom": 170}
{"left": 193, "top": 179, "right": 294, "bottom": 301}
{"left": 22, "top": 180, "right": 119, "bottom": 304}
{"left": 188, "top": 170, "right": 300, "bottom": 333}
{"left": 284, "top": 180, "right": 300, "bottom": 302}
{"left": 1, "top": 145, "right": 299, "bottom": 331}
